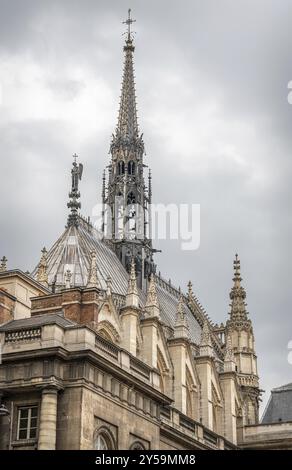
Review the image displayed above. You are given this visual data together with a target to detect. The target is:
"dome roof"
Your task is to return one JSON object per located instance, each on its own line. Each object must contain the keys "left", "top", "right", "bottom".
{"left": 32, "top": 217, "right": 129, "bottom": 296}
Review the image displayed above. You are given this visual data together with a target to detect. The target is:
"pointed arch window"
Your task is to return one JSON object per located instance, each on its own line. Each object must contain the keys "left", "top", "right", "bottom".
{"left": 117, "top": 161, "right": 125, "bottom": 175}
{"left": 128, "top": 160, "right": 135, "bottom": 175}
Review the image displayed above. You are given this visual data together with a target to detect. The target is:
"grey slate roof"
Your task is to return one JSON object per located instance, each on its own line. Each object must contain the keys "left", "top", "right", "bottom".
{"left": 0, "top": 313, "right": 75, "bottom": 331}
{"left": 156, "top": 283, "right": 202, "bottom": 344}
{"left": 32, "top": 218, "right": 129, "bottom": 296}
{"left": 261, "top": 383, "right": 292, "bottom": 424}
{"left": 30, "top": 216, "right": 210, "bottom": 347}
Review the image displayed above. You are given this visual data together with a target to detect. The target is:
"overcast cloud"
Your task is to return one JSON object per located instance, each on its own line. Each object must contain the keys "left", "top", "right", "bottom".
{"left": 0, "top": 0, "right": 291, "bottom": 412}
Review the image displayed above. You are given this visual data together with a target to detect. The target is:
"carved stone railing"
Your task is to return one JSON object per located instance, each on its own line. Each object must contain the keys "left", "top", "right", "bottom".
{"left": 112, "top": 293, "right": 126, "bottom": 310}
{"left": 238, "top": 375, "right": 259, "bottom": 387}
{"left": 130, "top": 356, "right": 150, "bottom": 379}
{"left": 203, "top": 429, "right": 218, "bottom": 448}
{"left": 179, "top": 413, "right": 196, "bottom": 432}
{"left": 95, "top": 335, "right": 119, "bottom": 360}
{"left": 160, "top": 406, "right": 171, "bottom": 420}
{"left": 5, "top": 328, "right": 41, "bottom": 343}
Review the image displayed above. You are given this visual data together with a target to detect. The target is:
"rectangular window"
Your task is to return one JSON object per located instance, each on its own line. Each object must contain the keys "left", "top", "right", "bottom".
{"left": 17, "top": 406, "right": 38, "bottom": 440}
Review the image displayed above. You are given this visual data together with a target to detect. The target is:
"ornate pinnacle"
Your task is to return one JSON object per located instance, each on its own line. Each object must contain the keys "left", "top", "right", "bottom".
{"left": 36, "top": 248, "right": 48, "bottom": 287}
{"left": 233, "top": 253, "right": 242, "bottom": 287}
{"left": 145, "top": 273, "right": 160, "bottom": 317}
{"left": 174, "top": 295, "right": 189, "bottom": 339}
{"left": 87, "top": 251, "right": 101, "bottom": 289}
{"left": 64, "top": 269, "right": 72, "bottom": 289}
{"left": 128, "top": 257, "right": 138, "bottom": 295}
{"left": 199, "top": 319, "right": 213, "bottom": 357}
{"left": 67, "top": 154, "right": 83, "bottom": 227}
{"left": 229, "top": 253, "right": 249, "bottom": 322}
{"left": 201, "top": 320, "right": 212, "bottom": 347}
{"left": 126, "top": 257, "right": 139, "bottom": 308}
{"left": 0, "top": 256, "right": 8, "bottom": 273}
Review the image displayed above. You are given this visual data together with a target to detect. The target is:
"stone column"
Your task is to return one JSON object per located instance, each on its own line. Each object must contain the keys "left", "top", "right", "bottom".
{"left": 38, "top": 386, "right": 58, "bottom": 450}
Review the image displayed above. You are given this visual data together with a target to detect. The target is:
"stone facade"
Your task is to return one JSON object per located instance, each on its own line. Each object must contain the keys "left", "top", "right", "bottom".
{"left": 1, "top": 12, "right": 284, "bottom": 451}
{"left": 0, "top": 264, "right": 257, "bottom": 450}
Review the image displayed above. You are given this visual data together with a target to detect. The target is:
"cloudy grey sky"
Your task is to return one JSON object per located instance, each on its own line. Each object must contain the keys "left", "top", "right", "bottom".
{"left": 0, "top": 0, "right": 291, "bottom": 412}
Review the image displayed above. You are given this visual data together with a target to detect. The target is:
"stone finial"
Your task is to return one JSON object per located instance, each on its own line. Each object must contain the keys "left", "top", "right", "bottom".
{"left": 174, "top": 295, "right": 189, "bottom": 339}
{"left": 106, "top": 276, "right": 112, "bottom": 297}
{"left": 145, "top": 273, "right": 160, "bottom": 318}
{"left": 0, "top": 256, "right": 8, "bottom": 273}
{"left": 36, "top": 248, "right": 48, "bottom": 287}
{"left": 65, "top": 269, "right": 72, "bottom": 289}
{"left": 126, "top": 258, "right": 139, "bottom": 308}
{"left": 87, "top": 251, "right": 101, "bottom": 289}
{"left": 199, "top": 319, "right": 213, "bottom": 357}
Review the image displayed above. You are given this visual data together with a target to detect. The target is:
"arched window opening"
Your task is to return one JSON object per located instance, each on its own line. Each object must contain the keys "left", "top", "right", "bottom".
{"left": 128, "top": 160, "right": 135, "bottom": 175}
{"left": 95, "top": 434, "right": 109, "bottom": 450}
{"left": 94, "top": 427, "right": 115, "bottom": 450}
{"left": 117, "top": 161, "right": 125, "bottom": 175}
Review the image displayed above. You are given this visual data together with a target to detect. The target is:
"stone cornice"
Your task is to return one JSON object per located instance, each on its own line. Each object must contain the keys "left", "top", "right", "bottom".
{"left": 0, "top": 346, "right": 172, "bottom": 406}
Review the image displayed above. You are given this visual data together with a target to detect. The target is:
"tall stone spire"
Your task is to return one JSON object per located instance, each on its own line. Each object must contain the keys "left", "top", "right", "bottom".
{"left": 36, "top": 248, "right": 48, "bottom": 287}
{"left": 226, "top": 254, "right": 260, "bottom": 425}
{"left": 67, "top": 154, "right": 83, "bottom": 227}
{"left": 115, "top": 9, "right": 140, "bottom": 144}
{"left": 229, "top": 254, "right": 248, "bottom": 322}
{"left": 103, "top": 10, "right": 156, "bottom": 290}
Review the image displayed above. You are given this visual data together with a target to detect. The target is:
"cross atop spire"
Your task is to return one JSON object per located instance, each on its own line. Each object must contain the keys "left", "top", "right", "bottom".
{"left": 123, "top": 8, "right": 136, "bottom": 40}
